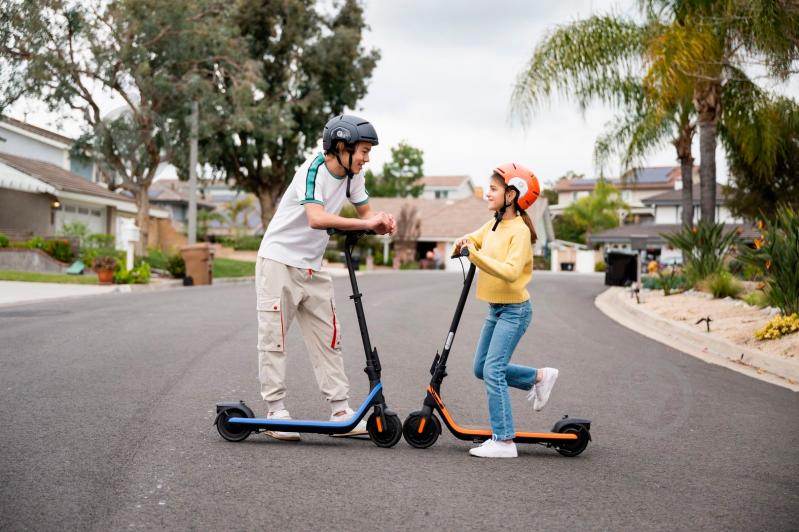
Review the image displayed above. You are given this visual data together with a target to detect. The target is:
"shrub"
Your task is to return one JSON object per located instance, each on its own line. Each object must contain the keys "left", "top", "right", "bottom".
{"left": 166, "top": 253, "right": 186, "bottom": 278}
{"left": 27, "top": 236, "right": 45, "bottom": 249}
{"left": 739, "top": 206, "right": 799, "bottom": 316}
{"left": 706, "top": 270, "right": 743, "bottom": 299}
{"left": 42, "top": 239, "right": 73, "bottom": 262}
{"left": 533, "top": 255, "right": 551, "bottom": 270}
{"left": 0, "top": 233, "right": 8, "bottom": 248}
{"left": 86, "top": 233, "right": 115, "bottom": 249}
{"left": 743, "top": 290, "right": 770, "bottom": 308}
{"left": 114, "top": 261, "right": 151, "bottom": 284}
{"left": 662, "top": 222, "right": 740, "bottom": 286}
{"left": 594, "top": 260, "right": 606, "bottom": 272}
{"left": 657, "top": 267, "right": 687, "bottom": 296}
{"left": 60, "top": 222, "right": 89, "bottom": 247}
{"left": 399, "top": 260, "right": 419, "bottom": 270}
{"left": 231, "top": 235, "right": 262, "bottom": 251}
{"left": 755, "top": 313, "right": 799, "bottom": 341}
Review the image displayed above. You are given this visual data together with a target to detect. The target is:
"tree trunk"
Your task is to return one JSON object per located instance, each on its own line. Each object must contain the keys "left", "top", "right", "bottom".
{"left": 680, "top": 157, "right": 694, "bottom": 227}
{"left": 133, "top": 187, "right": 150, "bottom": 255}
{"left": 257, "top": 187, "right": 279, "bottom": 233}
{"left": 694, "top": 83, "right": 721, "bottom": 224}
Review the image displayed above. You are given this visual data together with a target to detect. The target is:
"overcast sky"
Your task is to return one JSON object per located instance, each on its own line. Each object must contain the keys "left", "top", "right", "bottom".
{"left": 7, "top": 0, "right": 797, "bottom": 190}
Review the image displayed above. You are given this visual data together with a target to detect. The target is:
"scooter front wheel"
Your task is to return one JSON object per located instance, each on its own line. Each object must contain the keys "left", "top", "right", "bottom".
{"left": 216, "top": 407, "right": 252, "bottom": 442}
{"left": 367, "top": 413, "right": 402, "bottom": 448}
{"left": 402, "top": 411, "right": 441, "bottom": 449}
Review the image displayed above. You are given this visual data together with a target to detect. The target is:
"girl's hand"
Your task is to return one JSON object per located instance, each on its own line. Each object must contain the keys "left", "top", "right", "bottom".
{"left": 454, "top": 237, "right": 470, "bottom": 252}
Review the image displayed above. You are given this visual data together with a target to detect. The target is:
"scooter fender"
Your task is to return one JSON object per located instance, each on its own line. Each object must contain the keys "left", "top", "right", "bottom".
{"left": 551, "top": 416, "right": 592, "bottom": 438}
{"left": 214, "top": 401, "right": 254, "bottom": 424}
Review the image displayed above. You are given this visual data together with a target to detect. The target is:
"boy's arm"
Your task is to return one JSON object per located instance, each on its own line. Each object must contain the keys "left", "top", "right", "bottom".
{"left": 304, "top": 204, "right": 394, "bottom": 235}
{"left": 467, "top": 232, "right": 527, "bottom": 282}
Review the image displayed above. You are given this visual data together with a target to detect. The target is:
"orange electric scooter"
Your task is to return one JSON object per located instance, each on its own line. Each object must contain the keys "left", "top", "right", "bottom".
{"left": 401, "top": 214, "right": 592, "bottom": 456}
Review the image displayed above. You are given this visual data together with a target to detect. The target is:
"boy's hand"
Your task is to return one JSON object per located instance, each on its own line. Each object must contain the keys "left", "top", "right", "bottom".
{"left": 368, "top": 211, "right": 396, "bottom": 235}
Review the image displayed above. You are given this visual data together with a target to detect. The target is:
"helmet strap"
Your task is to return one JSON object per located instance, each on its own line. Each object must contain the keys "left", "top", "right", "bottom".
{"left": 333, "top": 148, "right": 356, "bottom": 198}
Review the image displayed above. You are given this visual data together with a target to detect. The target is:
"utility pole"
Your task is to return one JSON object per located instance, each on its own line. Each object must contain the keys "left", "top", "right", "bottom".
{"left": 187, "top": 100, "right": 199, "bottom": 244}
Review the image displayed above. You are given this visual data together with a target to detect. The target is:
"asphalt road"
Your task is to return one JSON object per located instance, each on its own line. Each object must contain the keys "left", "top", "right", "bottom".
{"left": 0, "top": 271, "right": 797, "bottom": 531}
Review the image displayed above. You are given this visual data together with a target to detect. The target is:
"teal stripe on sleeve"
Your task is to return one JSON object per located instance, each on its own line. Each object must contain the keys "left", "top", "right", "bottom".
{"left": 305, "top": 153, "right": 325, "bottom": 202}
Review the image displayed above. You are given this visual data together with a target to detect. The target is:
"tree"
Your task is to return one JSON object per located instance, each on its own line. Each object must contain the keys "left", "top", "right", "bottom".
{"left": 722, "top": 94, "right": 799, "bottom": 220}
{"left": 642, "top": 0, "right": 799, "bottom": 222}
{"left": 0, "top": 0, "right": 248, "bottom": 251}
{"left": 513, "top": 14, "right": 698, "bottom": 227}
{"left": 365, "top": 141, "right": 425, "bottom": 198}
{"left": 193, "top": 0, "right": 379, "bottom": 229}
{"left": 197, "top": 208, "right": 225, "bottom": 242}
{"left": 224, "top": 195, "right": 256, "bottom": 238}
{"left": 513, "top": 2, "right": 799, "bottom": 225}
{"left": 563, "top": 180, "right": 629, "bottom": 245}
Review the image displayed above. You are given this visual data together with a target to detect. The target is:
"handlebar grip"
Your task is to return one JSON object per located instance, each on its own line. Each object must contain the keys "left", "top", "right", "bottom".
{"left": 326, "top": 228, "right": 376, "bottom": 236}
{"left": 450, "top": 247, "right": 470, "bottom": 259}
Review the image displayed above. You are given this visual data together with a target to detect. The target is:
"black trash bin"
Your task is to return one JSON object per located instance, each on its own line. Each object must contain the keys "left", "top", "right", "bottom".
{"left": 605, "top": 252, "right": 638, "bottom": 286}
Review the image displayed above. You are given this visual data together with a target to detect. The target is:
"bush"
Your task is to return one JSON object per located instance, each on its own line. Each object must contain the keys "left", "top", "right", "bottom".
{"left": 114, "top": 262, "right": 151, "bottom": 284}
{"left": 92, "top": 255, "right": 118, "bottom": 270}
{"left": 739, "top": 206, "right": 799, "bottom": 316}
{"left": 86, "top": 233, "right": 115, "bottom": 249}
{"left": 42, "top": 239, "right": 73, "bottom": 263}
{"left": 166, "top": 253, "right": 186, "bottom": 278}
{"left": 594, "top": 260, "right": 606, "bottom": 272}
{"left": 27, "top": 236, "right": 45, "bottom": 249}
{"left": 60, "top": 222, "right": 89, "bottom": 247}
{"left": 0, "top": 233, "right": 8, "bottom": 248}
{"left": 399, "top": 260, "right": 419, "bottom": 270}
{"left": 662, "top": 222, "right": 740, "bottom": 286}
{"left": 533, "top": 255, "right": 551, "bottom": 270}
{"left": 755, "top": 313, "right": 799, "bottom": 341}
{"left": 706, "top": 270, "right": 743, "bottom": 299}
{"left": 231, "top": 235, "right": 262, "bottom": 251}
{"left": 657, "top": 267, "right": 687, "bottom": 296}
{"left": 743, "top": 290, "right": 770, "bottom": 308}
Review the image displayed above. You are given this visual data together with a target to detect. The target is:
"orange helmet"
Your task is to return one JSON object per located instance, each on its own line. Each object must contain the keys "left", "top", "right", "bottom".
{"left": 493, "top": 162, "right": 540, "bottom": 210}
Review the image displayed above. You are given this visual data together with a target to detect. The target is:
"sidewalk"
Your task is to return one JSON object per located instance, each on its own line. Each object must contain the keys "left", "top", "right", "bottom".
{"left": 596, "top": 286, "right": 799, "bottom": 392}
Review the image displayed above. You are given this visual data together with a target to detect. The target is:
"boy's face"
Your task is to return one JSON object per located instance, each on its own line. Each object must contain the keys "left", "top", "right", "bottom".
{"left": 348, "top": 142, "right": 372, "bottom": 174}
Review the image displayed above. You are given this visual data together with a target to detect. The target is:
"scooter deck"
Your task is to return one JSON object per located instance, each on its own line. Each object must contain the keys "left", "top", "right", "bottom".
{"left": 226, "top": 383, "right": 382, "bottom": 434}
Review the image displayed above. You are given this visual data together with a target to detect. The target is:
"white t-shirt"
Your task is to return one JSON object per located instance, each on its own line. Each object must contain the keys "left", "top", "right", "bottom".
{"left": 258, "top": 153, "right": 369, "bottom": 270}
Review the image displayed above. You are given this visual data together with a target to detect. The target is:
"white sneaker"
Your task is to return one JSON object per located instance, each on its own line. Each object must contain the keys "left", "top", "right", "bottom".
{"left": 265, "top": 409, "right": 301, "bottom": 441}
{"left": 469, "top": 439, "right": 518, "bottom": 458}
{"left": 330, "top": 407, "right": 368, "bottom": 437}
{"left": 533, "top": 368, "right": 559, "bottom": 411}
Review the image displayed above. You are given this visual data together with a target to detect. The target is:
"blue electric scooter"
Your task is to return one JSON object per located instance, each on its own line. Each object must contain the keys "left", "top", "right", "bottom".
{"left": 215, "top": 229, "right": 402, "bottom": 447}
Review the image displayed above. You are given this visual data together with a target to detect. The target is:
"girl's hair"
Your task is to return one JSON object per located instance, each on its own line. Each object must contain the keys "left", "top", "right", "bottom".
{"left": 492, "top": 173, "right": 537, "bottom": 245}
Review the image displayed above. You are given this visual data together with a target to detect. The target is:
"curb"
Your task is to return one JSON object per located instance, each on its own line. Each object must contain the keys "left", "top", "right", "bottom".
{"left": 595, "top": 286, "right": 799, "bottom": 392}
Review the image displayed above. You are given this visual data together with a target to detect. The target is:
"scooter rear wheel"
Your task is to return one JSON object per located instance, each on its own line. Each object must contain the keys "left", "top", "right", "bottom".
{"left": 367, "top": 413, "right": 402, "bottom": 448}
{"left": 402, "top": 412, "right": 441, "bottom": 449}
{"left": 554, "top": 425, "right": 589, "bottom": 457}
{"left": 216, "top": 407, "right": 252, "bottom": 442}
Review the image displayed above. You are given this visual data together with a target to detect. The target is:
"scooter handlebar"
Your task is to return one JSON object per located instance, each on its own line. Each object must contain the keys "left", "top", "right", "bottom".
{"left": 451, "top": 247, "right": 470, "bottom": 259}
{"left": 326, "top": 228, "right": 376, "bottom": 236}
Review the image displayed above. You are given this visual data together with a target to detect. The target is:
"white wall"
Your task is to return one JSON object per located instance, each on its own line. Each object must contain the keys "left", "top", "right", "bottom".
{"left": 0, "top": 125, "right": 68, "bottom": 169}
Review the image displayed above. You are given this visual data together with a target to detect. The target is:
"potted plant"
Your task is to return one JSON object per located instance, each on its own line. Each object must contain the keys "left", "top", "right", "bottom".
{"left": 92, "top": 255, "right": 118, "bottom": 284}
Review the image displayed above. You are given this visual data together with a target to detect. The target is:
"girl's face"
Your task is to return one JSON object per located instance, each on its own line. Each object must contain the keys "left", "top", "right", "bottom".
{"left": 486, "top": 177, "right": 512, "bottom": 212}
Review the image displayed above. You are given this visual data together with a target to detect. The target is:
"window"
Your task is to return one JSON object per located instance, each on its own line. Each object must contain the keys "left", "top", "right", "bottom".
{"left": 65, "top": 205, "right": 76, "bottom": 213}
{"left": 78, "top": 207, "right": 89, "bottom": 215}
{"left": 435, "top": 190, "right": 448, "bottom": 199}
{"left": 91, "top": 209, "right": 102, "bottom": 217}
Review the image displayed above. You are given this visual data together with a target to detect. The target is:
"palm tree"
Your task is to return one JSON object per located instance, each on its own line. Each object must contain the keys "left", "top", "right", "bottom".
{"left": 513, "top": 2, "right": 798, "bottom": 224}
{"left": 512, "top": 14, "right": 698, "bottom": 225}
{"left": 564, "top": 180, "right": 630, "bottom": 245}
{"left": 641, "top": 0, "right": 799, "bottom": 222}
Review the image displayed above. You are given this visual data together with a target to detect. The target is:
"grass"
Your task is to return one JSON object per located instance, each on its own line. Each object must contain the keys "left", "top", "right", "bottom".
{"left": 213, "top": 258, "right": 255, "bottom": 278}
{"left": 0, "top": 270, "right": 99, "bottom": 284}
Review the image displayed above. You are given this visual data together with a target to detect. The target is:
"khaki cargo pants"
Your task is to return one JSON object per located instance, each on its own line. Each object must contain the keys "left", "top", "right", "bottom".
{"left": 256, "top": 257, "right": 350, "bottom": 404}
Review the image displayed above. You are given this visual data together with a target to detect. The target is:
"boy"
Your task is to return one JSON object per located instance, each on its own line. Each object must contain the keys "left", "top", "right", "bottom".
{"left": 256, "top": 115, "right": 396, "bottom": 440}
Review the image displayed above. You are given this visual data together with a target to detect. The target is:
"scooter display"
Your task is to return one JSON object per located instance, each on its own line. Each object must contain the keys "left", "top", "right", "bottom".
{"left": 215, "top": 229, "right": 402, "bottom": 448}
{"left": 402, "top": 214, "right": 592, "bottom": 456}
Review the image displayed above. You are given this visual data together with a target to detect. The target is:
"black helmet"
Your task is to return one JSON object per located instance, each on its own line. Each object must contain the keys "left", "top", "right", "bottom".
{"left": 322, "top": 115, "right": 379, "bottom": 153}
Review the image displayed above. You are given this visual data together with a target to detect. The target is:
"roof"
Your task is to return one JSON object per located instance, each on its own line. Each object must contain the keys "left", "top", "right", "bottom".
{"left": 589, "top": 222, "right": 759, "bottom": 245}
{"left": 642, "top": 184, "right": 725, "bottom": 205}
{"left": 368, "top": 195, "right": 551, "bottom": 241}
{"left": 421, "top": 175, "right": 471, "bottom": 188}
{"left": 555, "top": 166, "right": 687, "bottom": 192}
{"left": 0, "top": 116, "right": 74, "bottom": 146}
{"left": 149, "top": 179, "right": 216, "bottom": 208}
{"left": 0, "top": 152, "right": 133, "bottom": 203}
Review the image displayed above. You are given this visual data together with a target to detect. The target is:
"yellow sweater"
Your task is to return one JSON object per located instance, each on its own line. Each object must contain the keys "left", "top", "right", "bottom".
{"left": 459, "top": 215, "right": 533, "bottom": 304}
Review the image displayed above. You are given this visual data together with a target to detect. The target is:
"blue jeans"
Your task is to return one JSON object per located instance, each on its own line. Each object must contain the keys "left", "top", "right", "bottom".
{"left": 473, "top": 301, "right": 537, "bottom": 441}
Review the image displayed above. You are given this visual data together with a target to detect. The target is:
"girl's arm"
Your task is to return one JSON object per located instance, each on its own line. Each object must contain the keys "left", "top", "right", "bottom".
{"left": 467, "top": 233, "right": 527, "bottom": 282}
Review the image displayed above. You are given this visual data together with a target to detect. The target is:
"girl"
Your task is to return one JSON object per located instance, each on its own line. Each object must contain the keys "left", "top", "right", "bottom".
{"left": 454, "top": 163, "right": 558, "bottom": 458}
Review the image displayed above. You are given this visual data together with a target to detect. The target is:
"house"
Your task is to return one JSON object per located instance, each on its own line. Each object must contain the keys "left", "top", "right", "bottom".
{"left": 368, "top": 195, "right": 555, "bottom": 271}
{"left": 149, "top": 179, "right": 218, "bottom": 232}
{"left": 419, "top": 175, "right": 474, "bottom": 200}
{"left": 0, "top": 116, "right": 174, "bottom": 250}
{"left": 589, "top": 184, "right": 754, "bottom": 265}
{"left": 551, "top": 166, "right": 698, "bottom": 224}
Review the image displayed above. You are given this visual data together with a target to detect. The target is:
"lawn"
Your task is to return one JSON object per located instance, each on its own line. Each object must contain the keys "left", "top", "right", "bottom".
{"left": 213, "top": 258, "right": 255, "bottom": 278}
{"left": 0, "top": 270, "right": 99, "bottom": 284}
